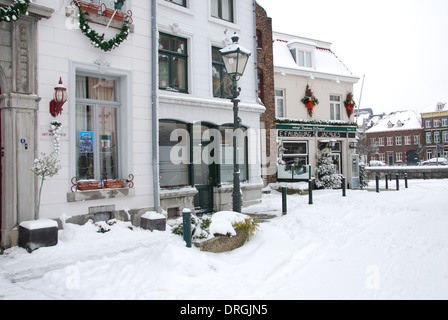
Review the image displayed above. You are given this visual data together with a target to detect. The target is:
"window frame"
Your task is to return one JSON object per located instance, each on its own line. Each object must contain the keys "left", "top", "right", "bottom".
{"left": 212, "top": 46, "right": 232, "bottom": 99}
{"left": 165, "top": 0, "right": 187, "bottom": 7}
{"left": 330, "top": 95, "right": 341, "bottom": 120}
{"left": 211, "top": 0, "right": 234, "bottom": 23}
{"left": 158, "top": 32, "right": 189, "bottom": 94}
{"left": 275, "top": 89, "right": 285, "bottom": 118}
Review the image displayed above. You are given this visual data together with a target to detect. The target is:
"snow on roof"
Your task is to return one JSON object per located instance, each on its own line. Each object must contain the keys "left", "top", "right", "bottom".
{"left": 421, "top": 101, "right": 448, "bottom": 114}
{"left": 366, "top": 110, "right": 422, "bottom": 133}
{"left": 273, "top": 39, "right": 355, "bottom": 78}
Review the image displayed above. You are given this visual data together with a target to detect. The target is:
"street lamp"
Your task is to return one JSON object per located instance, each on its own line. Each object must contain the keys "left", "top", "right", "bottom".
{"left": 220, "top": 33, "right": 251, "bottom": 213}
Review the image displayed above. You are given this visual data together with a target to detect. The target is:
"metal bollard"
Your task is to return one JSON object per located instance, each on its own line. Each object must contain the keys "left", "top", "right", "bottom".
{"left": 396, "top": 173, "right": 400, "bottom": 191}
{"left": 308, "top": 179, "right": 313, "bottom": 205}
{"left": 385, "top": 173, "right": 389, "bottom": 190}
{"left": 376, "top": 175, "right": 380, "bottom": 193}
{"left": 182, "top": 208, "right": 192, "bottom": 248}
{"left": 282, "top": 187, "right": 287, "bottom": 215}
{"left": 342, "top": 176, "right": 346, "bottom": 197}
{"left": 405, "top": 173, "right": 408, "bottom": 188}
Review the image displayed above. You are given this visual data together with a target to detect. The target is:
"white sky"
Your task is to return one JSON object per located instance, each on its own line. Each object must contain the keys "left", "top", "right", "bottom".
{"left": 256, "top": 0, "right": 448, "bottom": 115}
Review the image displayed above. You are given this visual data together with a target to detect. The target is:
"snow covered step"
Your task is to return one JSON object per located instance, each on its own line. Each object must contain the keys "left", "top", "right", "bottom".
{"left": 140, "top": 212, "right": 166, "bottom": 232}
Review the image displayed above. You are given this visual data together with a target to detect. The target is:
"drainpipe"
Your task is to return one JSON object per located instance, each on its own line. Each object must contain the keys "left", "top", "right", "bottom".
{"left": 151, "top": 0, "right": 160, "bottom": 212}
{"left": 252, "top": 0, "right": 259, "bottom": 103}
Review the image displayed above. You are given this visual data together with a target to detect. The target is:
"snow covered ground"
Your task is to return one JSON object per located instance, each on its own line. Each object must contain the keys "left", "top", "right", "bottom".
{"left": 1, "top": 179, "right": 447, "bottom": 300}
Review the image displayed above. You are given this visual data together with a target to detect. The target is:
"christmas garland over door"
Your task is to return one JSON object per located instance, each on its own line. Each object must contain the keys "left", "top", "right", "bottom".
{"left": 0, "top": 0, "right": 30, "bottom": 22}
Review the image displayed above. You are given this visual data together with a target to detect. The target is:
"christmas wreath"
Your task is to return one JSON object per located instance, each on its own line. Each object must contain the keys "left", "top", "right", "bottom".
{"left": 301, "top": 85, "right": 319, "bottom": 117}
{"left": 0, "top": 0, "right": 30, "bottom": 22}
{"left": 75, "top": 1, "right": 130, "bottom": 52}
{"left": 344, "top": 93, "right": 356, "bottom": 117}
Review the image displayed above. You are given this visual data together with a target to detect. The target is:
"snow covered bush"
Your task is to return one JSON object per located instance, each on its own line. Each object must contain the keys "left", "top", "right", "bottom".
{"left": 315, "top": 153, "right": 342, "bottom": 189}
{"left": 31, "top": 152, "right": 61, "bottom": 220}
{"left": 359, "top": 164, "right": 369, "bottom": 189}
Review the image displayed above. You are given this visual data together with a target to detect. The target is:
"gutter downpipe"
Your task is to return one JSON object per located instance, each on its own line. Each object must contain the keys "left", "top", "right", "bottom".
{"left": 151, "top": 0, "right": 160, "bottom": 212}
{"left": 253, "top": 0, "right": 259, "bottom": 103}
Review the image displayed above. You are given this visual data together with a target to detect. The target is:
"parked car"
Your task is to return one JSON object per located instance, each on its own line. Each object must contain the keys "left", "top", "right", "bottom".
{"left": 421, "top": 158, "right": 448, "bottom": 166}
{"left": 369, "top": 160, "right": 386, "bottom": 167}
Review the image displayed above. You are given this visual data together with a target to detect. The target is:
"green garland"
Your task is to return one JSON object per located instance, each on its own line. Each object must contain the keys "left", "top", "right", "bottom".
{"left": 77, "top": 4, "right": 130, "bottom": 52}
{"left": 0, "top": 0, "right": 30, "bottom": 22}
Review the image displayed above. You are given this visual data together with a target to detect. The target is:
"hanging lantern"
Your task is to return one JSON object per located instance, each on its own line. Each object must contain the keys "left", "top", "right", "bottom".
{"left": 50, "top": 77, "right": 68, "bottom": 118}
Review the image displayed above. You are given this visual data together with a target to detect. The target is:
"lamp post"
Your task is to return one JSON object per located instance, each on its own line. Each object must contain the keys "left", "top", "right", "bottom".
{"left": 220, "top": 33, "right": 251, "bottom": 213}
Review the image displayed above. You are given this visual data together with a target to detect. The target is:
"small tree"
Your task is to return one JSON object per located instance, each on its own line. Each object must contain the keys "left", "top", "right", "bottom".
{"left": 315, "top": 152, "right": 342, "bottom": 189}
{"left": 31, "top": 152, "right": 61, "bottom": 220}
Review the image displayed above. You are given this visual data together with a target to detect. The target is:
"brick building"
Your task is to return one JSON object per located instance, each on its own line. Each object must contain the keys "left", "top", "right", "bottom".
{"left": 421, "top": 102, "right": 448, "bottom": 160}
{"left": 256, "top": 2, "right": 276, "bottom": 184}
{"left": 366, "top": 111, "right": 423, "bottom": 166}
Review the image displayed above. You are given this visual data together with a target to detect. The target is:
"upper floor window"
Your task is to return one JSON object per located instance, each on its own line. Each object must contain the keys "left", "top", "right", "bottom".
{"left": 442, "top": 118, "right": 448, "bottom": 126}
{"left": 212, "top": 46, "right": 232, "bottom": 99}
{"left": 434, "top": 119, "right": 440, "bottom": 127}
{"left": 425, "top": 119, "right": 432, "bottom": 128}
{"left": 290, "top": 48, "right": 312, "bottom": 68}
{"left": 211, "top": 0, "right": 234, "bottom": 23}
{"left": 275, "top": 89, "right": 285, "bottom": 118}
{"left": 165, "top": 0, "right": 187, "bottom": 7}
{"left": 159, "top": 33, "right": 188, "bottom": 93}
{"left": 330, "top": 95, "right": 341, "bottom": 120}
{"left": 256, "top": 29, "right": 263, "bottom": 49}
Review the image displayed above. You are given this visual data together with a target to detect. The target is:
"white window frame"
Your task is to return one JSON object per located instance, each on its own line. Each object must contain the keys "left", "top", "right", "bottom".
{"left": 434, "top": 119, "right": 440, "bottom": 128}
{"left": 378, "top": 137, "right": 384, "bottom": 146}
{"left": 443, "top": 131, "right": 448, "bottom": 143}
{"left": 414, "top": 135, "right": 420, "bottom": 145}
{"left": 425, "top": 119, "right": 432, "bottom": 128}
{"left": 275, "top": 89, "right": 285, "bottom": 118}
{"left": 404, "top": 135, "right": 411, "bottom": 145}
{"left": 69, "top": 62, "right": 132, "bottom": 187}
{"left": 395, "top": 136, "right": 402, "bottom": 146}
{"left": 426, "top": 132, "right": 432, "bottom": 144}
{"left": 330, "top": 95, "right": 341, "bottom": 120}
{"left": 387, "top": 137, "right": 393, "bottom": 146}
{"left": 442, "top": 118, "right": 448, "bottom": 127}
{"left": 396, "top": 152, "right": 403, "bottom": 163}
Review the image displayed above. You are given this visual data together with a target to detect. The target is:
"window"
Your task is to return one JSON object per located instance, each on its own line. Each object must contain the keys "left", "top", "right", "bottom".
{"left": 92, "top": 0, "right": 126, "bottom": 11}
{"left": 282, "top": 141, "right": 308, "bottom": 167}
{"left": 395, "top": 136, "right": 402, "bottom": 146}
{"left": 257, "top": 68, "right": 264, "bottom": 103}
{"left": 378, "top": 137, "right": 384, "bottom": 146}
{"left": 165, "top": 0, "right": 187, "bottom": 7}
{"left": 414, "top": 135, "right": 420, "bottom": 145}
{"left": 443, "top": 131, "right": 448, "bottom": 142}
{"left": 290, "top": 48, "right": 312, "bottom": 68}
{"left": 426, "top": 132, "right": 432, "bottom": 144}
{"left": 371, "top": 138, "right": 376, "bottom": 144}
{"left": 220, "top": 125, "right": 248, "bottom": 183}
{"left": 159, "top": 120, "right": 190, "bottom": 188}
{"left": 159, "top": 33, "right": 188, "bottom": 93}
{"left": 387, "top": 137, "right": 393, "bottom": 146}
{"left": 76, "top": 75, "right": 120, "bottom": 180}
{"left": 330, "top": 95, "right": 341, "bottom": 120}
{"left": 425, "top": 120, "right": 432, "bottom": 128}
{"left": 442, "top": 118, "right": 448, "bottom": 126}
{"left": 427, "top": 149, "right": 433, "bottom": 160}
{"left": 379, "top": 153, "right": 385, "bottom": 162}
{"left": 212, "top": 46, "right": 232, "bottom": 99}
{"left": 404, "top": 135, "right": 411, "bottom": 145}
{"left": 211, "top": 0, "right": 234, "bottom": 22}
{"left": 275, "top": 89, "right": 285, "bottom": 118}
{"left": 434, "top": 131, "right": 440, "bottom": 143}
{"left": 256, "top": 29, "right": 262, "bottom": 49}
{"left": 396, "top": 152, "right": 402, "bottom": 163}
{"left": 434, "top": 119, "right": 440, "bottom": 127}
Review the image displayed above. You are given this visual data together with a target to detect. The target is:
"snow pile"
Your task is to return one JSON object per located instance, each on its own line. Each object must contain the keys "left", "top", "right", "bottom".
{"left": 208, "top": 211, "right": 248, "bottom": 237}
{"left": 1, "top": 179, "right": 448, "bottom": 300}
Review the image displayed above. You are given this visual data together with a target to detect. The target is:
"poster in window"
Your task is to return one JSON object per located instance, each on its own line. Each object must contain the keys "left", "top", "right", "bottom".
{"left": 80, "top": 131, "right": 93, "bottom": 153}
{"left": 101, "top": 133, "right": 112, "bottom": 149}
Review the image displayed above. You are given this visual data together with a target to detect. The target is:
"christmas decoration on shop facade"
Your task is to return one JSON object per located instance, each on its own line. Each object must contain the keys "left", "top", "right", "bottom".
{"left": 344, "top": 93, "right": 356, "bottom": 117}
{"left": 0, "top": 0, "right": 30, "bottom": 22}
{"left": 73, "top": 0, "right": 131, "bottom": 52}
{"left": 301, "top": 85, "right": 319, "bottom": 117}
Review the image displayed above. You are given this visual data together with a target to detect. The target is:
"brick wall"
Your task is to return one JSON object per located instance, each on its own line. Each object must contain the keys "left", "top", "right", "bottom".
{"left": 256, "top": 3, "right": 276, "bottom": 183}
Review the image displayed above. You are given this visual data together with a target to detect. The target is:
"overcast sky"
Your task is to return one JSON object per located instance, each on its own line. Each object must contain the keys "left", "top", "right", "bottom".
{"left": 256, "top": 0, "right": 448, "bottom": 115}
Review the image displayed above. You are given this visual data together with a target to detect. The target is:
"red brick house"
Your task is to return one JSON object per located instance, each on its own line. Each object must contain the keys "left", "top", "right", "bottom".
{"left": 366, "top": 111, "right": 423, "bottom": 166}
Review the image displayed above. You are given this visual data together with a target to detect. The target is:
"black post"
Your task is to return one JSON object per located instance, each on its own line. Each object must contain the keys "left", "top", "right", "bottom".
{"left": 308, "top": 179, "right": 313, "bottom": 205}
{"left": 282, "top": 187, "right": 287, "bottom": 215}
{"left": 405, "top": 173, "right": 408, "bottom": 188}
{"left": 342, "top": 176, "right": 346, "bottom": 197}
{"left": 376, "top": 174, "right": 380, "bottom": 193}
{"left": 396, "top": 173, "right": 400, "bottom": 191}
{"left": 385, "top": 173, "right": 389, "bottom": 190}
{"left": 182, "top": 208, "right": 192, "bottom": 248}
{"left": 231, "top": 79, "right": 242, "bottom": 213}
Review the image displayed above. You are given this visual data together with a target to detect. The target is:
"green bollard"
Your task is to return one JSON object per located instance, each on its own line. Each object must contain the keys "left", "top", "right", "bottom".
{"left": 405, "top": 173, "right": 408, "bottom": 188}
{"left": 396, "top": 173, "right": 400, "bottom": 191}
{"left": 282, "top": 187, "right": 287, "bottom": 215}
{"left": 182, "top": 208, "right": 192, "bottom": 248}
{"left": 308, "top": 179, "right": 313, "bottom": 205}
{"left": 385, "top": 173, "right": 389, "bottom": 190}
{"left": 376, "top": 175, "right": 380, "bottom": 193}
{"left": 342, "top": 176, "right": 346, "bottom": 197}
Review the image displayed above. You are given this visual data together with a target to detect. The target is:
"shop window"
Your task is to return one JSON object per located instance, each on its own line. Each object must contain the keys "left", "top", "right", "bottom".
{"left": 220, "top": 125, "right": 248, "bottom": 183}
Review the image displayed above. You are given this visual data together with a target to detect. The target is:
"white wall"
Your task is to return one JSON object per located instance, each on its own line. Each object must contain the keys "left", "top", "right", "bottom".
{"left": 34, "top": 0, "right": 155, "bottom": 218}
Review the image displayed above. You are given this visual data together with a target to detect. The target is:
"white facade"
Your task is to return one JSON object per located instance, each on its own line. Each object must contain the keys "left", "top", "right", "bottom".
{"left": 273, "top": 31, "right": 360, "bottom": 188}
{"left": 35, "top": 0, "right": 156, "bottom": 222}
{"left": 157, "top": 0, "right": 264, "bottom": 215}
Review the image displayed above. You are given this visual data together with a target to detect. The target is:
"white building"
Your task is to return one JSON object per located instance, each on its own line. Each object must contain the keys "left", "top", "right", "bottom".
{"left": 1, "top": 0, "right": 263, "bottom": 248}
{"left": 273, "top": 32, "right": 361, "bottom": 188}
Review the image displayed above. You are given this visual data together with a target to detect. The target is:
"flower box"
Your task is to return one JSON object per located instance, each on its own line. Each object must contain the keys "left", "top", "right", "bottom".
{"left": 103, "top": 9, "right": 125, "bottom": 22}
{"left": 77, "top": 180, "right": 100, "bottom": 191}
{"left": 77, "top": 1, "right": 101, "bottom": 15}
{"left": 103, "top": 179, "right": 125, "bottom": 189}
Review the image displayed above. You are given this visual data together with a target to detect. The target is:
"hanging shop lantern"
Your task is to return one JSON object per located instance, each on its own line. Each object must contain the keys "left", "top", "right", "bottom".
{"left": 50, "top": 77, "right": 68, "bottom": 118}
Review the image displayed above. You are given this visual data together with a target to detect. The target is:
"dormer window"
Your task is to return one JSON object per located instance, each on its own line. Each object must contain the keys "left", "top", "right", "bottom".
{"left": 387, "top": 121, "right": 394, "bottom": 128}
{"left": 396, "top": 120, "right": 403, "bottom": 128}
{"left": 437, "top": 102, "right": 446, "bottom": 111}
{"left": 290, "top": 48, "right": 312, "bottom": 68}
